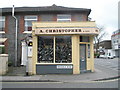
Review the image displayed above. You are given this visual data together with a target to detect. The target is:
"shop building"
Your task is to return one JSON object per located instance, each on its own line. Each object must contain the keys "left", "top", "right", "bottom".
{"left": 99, "top": 40, "right": 115, "bottom": 59}
{"left": 32, "top": 22, "right": 99, "bottom": 74}
{"left": 1, "top": 5, "right": 99, "bottom": 74}
{"left": 111, "top": 29, "right": 120, "bottom": 58}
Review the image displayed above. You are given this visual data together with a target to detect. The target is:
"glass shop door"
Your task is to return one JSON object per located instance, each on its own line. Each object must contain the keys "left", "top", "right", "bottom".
{"left": 80, "top": 44, "right": 86, "bottom": 72}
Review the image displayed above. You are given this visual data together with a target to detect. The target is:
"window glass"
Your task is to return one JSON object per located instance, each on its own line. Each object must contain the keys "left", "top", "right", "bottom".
{"left": 57, "top": 14, "right": 71, "bottom": 22}
{"left": 80, "top": 36, "right": 90, "bottom": 42}
{"left": 0, "top": 16, "right": 5, "bottom": 31}
{"left": 38, "top": 36, "right": 54, "bottom": 63}
{"left": 24, "top": 15, "right": 37, "bottom": 31}
{"left": 37, "top": 36, "right": 72, "bottom": 63}
{"left": 87, "top": 44, "right": 90, "bottom": 58}
{"left": 55, "top": 36, "right": 72, "bottom": 63}
{"left": 24, "top": 16, "right": 37, "bottom": 20}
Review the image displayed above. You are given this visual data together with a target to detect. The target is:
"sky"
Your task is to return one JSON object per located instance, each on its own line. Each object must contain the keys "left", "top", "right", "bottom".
{"left": 0, "top": 0, "right": 119, "bottom": 40}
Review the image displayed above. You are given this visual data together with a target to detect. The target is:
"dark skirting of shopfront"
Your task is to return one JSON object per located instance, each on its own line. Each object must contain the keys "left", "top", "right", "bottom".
{"left": 36, "top": 64, "right": 73, "bottom": 74}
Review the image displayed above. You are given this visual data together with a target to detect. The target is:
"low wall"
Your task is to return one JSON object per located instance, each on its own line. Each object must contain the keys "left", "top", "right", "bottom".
{"left": 0, "top": 54, "right": 8, "bottom": 75}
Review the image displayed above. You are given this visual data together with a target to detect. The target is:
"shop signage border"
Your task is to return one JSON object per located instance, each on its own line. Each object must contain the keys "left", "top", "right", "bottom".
{"left": 34, "top": 27, "right": 99, "bottom": 35}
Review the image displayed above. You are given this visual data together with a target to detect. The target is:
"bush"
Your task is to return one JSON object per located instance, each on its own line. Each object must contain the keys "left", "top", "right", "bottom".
{"left": 8, "top": 61, "right": 13, "bottom": 67}
{"left": 94, "top": 53, "right": 100, "bottom": 58}
{"left": 0, "top": 46, "right": 5, "bottom": 54}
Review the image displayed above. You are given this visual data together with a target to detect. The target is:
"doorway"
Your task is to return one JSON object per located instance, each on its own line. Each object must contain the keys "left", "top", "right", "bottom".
{"left": 80, "top": 44, "right": 86, "bottom": 73}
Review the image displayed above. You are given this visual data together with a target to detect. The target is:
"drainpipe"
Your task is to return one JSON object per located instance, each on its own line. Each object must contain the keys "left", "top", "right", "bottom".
{"left": 12, "top": 5, "right": 18, "bottom": 67}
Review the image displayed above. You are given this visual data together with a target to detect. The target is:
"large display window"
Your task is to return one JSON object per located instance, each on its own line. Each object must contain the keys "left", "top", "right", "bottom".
{"left": 55, "top": 36, "right": 72, "bottom": 63}
{"left": 38, "top": 36, "right": 72, "bottom": 63}
{"left": 38, "top": 36, "right": 54, "bottom": 63}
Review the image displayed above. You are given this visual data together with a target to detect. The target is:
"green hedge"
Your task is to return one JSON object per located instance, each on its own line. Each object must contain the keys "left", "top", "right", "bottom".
{"left": 0, "top": 46, "right": 5, "bottom": 54}
{"left": 94, "top": 53, "right": 100, "bottom": 58}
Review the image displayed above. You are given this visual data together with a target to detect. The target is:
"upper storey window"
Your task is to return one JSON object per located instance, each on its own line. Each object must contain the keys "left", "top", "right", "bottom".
{"left": 57, "top": 14, "right": 71, "bottom": 22}
{"left": 24, "top": 16, "right": 37, "bottom": 31}
{"left": 0, "top": 16, "right": 5, "bottom": 31}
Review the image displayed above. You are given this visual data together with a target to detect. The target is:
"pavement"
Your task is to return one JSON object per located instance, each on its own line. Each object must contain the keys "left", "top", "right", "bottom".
{"left": 0, "top": 58, "right": 120, "bottom": 83}
{"left": 1, "top": 67, "right": 119, "bottom": 83}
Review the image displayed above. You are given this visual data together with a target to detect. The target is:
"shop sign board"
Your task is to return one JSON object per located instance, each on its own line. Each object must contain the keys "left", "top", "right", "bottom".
{"left": 56, "top": 65, "right": 73, "bottom": 69}
{"left": 34, "top": 28, "right": 99, "bottom": 35}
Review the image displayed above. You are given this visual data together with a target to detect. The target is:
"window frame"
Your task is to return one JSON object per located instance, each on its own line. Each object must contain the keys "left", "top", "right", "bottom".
{"left": 37, "top": 35, "right": 72, "bottom": 64}
{"left": 79, "top": 36, "right": 91, "bottom": 59}
{"left": 57, "top": 14, "right": 71, "bottom": 22}
{"left": 0, "top": 16, "right": 5, "bottom": 32}
{"left": 24, "top": 15, "right": 38, "bottom": 32}
{"left": 37, "top": 36, "right": 54, "bottom": 63}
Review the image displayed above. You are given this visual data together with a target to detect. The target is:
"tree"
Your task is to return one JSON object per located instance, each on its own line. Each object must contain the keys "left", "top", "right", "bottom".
{"left": 94, "top": 25, "right": 107, "bottom": 57}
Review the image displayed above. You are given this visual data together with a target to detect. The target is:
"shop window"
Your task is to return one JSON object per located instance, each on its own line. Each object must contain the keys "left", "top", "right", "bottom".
{"left": 57, "top": 14, "right": 71, "bottom": 22}
{"left": 24, "top": 16, "right": 37, "bottom": 31}
{"left": 55, "top": 36, "right": 72, "bottom": 63}
{"left": 37, "top": 36, "right": 72, "bottom": 63}
{"left": 38, "top": 36, "right": 54, "bottom": 63}
{"left": 0, "top": 16, "right": 5, "bottom": 31}
{"left": 80, "top": 36, "right": 90, "bottom": 42}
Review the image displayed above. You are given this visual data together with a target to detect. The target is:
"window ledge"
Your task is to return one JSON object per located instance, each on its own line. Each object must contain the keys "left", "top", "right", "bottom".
{"left": 0, "top": 31, "right": 5, "bottom": 34}
{"left": 0, "top": 38, "right": 7, "bottom": 43}
{"left": 0, "top": 45, "right": 5, "bottom": 47}
{"left": 23, "top": 31, "right": 32, "bottom": 34}
{"left": 36, "top": 63, "right": 73, "bottom": 65}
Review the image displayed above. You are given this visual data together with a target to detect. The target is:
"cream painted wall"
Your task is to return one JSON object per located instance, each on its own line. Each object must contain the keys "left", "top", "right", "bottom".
{"left": 32, "top": 32, "right": 37, "bottom": 74}
{"left": 72, "top": 35, "right": 80, "bottom": 74}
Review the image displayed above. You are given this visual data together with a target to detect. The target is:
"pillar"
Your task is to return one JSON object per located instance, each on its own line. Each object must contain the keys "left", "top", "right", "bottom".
{"left": 72, "top": 35, "right": 80, "bottom": 74}
{"left": 32, "top": 35, "right": 37, "bottom": 75}
{"left": 90, "top": 36, "right": 94, "bottom": 72}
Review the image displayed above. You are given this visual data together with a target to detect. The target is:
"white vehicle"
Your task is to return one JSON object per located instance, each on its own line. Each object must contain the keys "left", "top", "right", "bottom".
{"left": 99, "top": 49, "right": 115, "bottom": 59}
{"left": 107, "top": 52, "right": 114, "bottom": 59}
{"left": 99, "top": 55, "right": 106, "bottom": 58}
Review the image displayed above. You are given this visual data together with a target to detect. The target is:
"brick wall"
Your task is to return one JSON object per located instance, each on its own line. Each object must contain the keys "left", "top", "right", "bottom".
{"left": 19, "top": 16, "right": 24, "bottom": 33}
{"left": 4, "top": 13, "right": 89, "bottom": 66}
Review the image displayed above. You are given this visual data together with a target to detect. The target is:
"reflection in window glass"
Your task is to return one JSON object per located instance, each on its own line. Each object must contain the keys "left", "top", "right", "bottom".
{"left": 38, "top": 36, "right": 54, "bottom": 63}
{"left": 57, "top": 14, "right": 71, "bottom": 22}
{"left": 88, "top": 44, "right": 90, "bottom": 58}
{"left": 24, "top": 16, "right": 37, "bottom": 31}
{"left": 55, "top": 36, "right": 72, "bottom": 63}
{"left": 0, "top": 16, "right": 5, "bottom": 31}
{"left": 25, "top": 16, "right": 37, "bottom": 20}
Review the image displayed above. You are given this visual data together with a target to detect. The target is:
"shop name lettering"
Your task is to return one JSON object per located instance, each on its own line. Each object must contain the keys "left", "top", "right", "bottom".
{"left": 37, "top": 29, "right": 91, "bottom": 33}
{"left": 56, "top": 65, "right": 73, "bottom": 69}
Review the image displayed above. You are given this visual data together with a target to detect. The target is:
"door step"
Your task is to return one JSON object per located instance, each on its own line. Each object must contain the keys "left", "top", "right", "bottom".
{"left": 80, "top": 70, "right": 91, "bottom": 73}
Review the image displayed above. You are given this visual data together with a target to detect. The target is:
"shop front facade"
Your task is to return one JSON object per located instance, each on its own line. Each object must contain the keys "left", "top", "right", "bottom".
{"left": 1, "top": 5, "right": 99, "bottom": 71}
{"left": 32, "top": 22, "right": 99, "bottom": 74}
